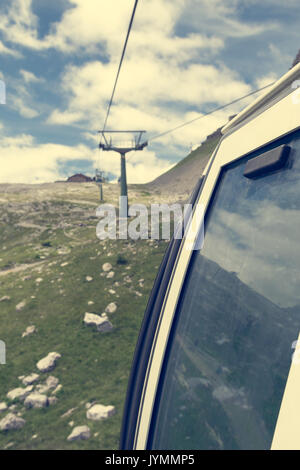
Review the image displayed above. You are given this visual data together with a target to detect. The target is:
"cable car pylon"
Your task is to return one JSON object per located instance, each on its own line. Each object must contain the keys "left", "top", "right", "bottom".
{"left": 95, "top": 168, "right": 104, "bottom": 202}
{"left": 98, "top": 130, "right": 147, "bottom": 218}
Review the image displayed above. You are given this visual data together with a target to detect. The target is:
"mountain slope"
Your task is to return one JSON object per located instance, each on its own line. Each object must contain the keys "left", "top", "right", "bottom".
{"left": 144, "top": 128, "right": 222, "bottom": 198}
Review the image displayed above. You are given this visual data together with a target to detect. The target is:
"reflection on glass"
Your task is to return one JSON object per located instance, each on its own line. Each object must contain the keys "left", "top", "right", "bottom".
{"left": 150, "top": 132, "right": 300, "bottom": 450}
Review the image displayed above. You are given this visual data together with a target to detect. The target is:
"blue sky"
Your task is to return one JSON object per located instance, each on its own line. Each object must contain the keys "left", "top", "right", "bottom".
{"left": 0, "top": 0, "right": 299, "bottom": 184}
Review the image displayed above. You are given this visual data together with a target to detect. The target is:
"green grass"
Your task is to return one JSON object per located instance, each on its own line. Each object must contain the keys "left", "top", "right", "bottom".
{"left": 0, "top": 194, "right": 168, "bottom": 449}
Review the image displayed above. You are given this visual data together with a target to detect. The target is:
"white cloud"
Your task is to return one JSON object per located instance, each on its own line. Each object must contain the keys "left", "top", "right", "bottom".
{"left": 0, "top": 39, "right": 22, "bottom": 58}
{"left": 5, "top": 70, "right": 43, "bottom": 118}
{"left": 47, "top": 110, "right": 84, "bottom": 125}
{"left": 0, "top": 0, "right": 224, "bottom": 58}
{"left": 255, "top": 73, "right": 278, "bottom": 90}
{"left": 0, "top": 0, "right": 44, "bottom": 51}
{"left": 9, "top": 83, "right": 40, "bottom": 118}
{"left": 20, "top": 69, "right": 44, "bottom": 83}
{"left": 11, "top": 97, "right": 39, "bottom": 118}
{"left": 46, "top": 56, "right": 252, "bottom": 151}
{"left": 97, "top": 147, "right": 173, "bottom": 184}
{"left": 0, "top": 0, "right": 280, "bottom": 185}
{"left": 0, "top": 132, "right": 93, "bottom": 183}
{"left": 39, "top": 0, "right": 256, "bottom": 157}
{"left": 206, "top": 200, "right": 300, "bottom": 308}
{"left": 181, "top": 0, "right": 278, "bottom": 39}
{"left": 0, "top": 131, "right": 173, "bottom": 184}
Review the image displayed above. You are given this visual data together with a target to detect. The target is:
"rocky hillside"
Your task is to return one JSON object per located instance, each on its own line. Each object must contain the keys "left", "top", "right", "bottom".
{"left": 144, "top": 127, "right": 222, "bottom": 198}
{"left": 0, "top": 183, "right": 172, "bottom": 449}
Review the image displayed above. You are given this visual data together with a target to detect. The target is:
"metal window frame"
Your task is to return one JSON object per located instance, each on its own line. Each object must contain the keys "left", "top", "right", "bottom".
{"left": 120, "top": 175, "right": 206, "bottom": 449}
{"left": 132, "top": 85, "right": 300, "bottom": 450}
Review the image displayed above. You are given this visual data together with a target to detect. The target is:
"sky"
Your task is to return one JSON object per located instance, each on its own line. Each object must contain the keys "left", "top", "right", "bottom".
{"left": 0, "top": 0, "right": 299, "bottom": 184}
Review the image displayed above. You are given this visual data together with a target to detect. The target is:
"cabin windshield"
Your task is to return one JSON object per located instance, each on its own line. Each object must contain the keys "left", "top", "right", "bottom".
{"left": 149, "top": 129, "right": 300, "bottom": 450}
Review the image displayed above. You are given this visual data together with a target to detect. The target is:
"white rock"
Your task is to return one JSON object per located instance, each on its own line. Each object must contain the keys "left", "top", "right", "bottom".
{"left": 84, "top": 312, "right": 102, "bottom": 327}
{"left": 106, "top": 271, "right": 115, "bottom": 279}
{"left": 60, "top": 262, "right": 69, "bottom": 267}
{"left": 46, "top": 376, "right": 59, "bottom": 389}
{"left": 0, "top": 402, "right": 8, "bottom": 413}
{"left": 36, "top": 352, "right": 61, "bottom": 373}
{"left": 83, "top": 313, "right": 113, "bottom": 332}
{"left": 22, "top": 373, "right": 39, "bottom": 386}
{"left": 52, "top": 384, "right": 63, "bottom": 395}
{"left": 86, "top": 276, "right": 93, "bottom": 282}
{"left": 105, "top": 302, "right": 117, "bottom": 314}
{"left": 86, "top": 404, "right": 116, "bottom": 421}
{"left": 88, "top": 301, "right": 94, "bottom": 305}
{"left": 16, "top": 300, "right": 26, "bottom": 311}
{"left": 24, "top": 393, "right": 48, "bottom": 409}
{"left": 7, "top": 386, "right": 33, "bottom": 401}
{"left": 3, "top": 442, "right": 14, "bottom": 449}
{"left": 22, "top": 325, "right": 36, "bottom": 338}
{"left": 35, "top": 277, "right": 43, "bottom": 284}
{"left": 58, "top": 248, "right": 70, "bottom": 255}
{"left": 67, "top": 425, "right": 91, "bottom": 442}
{"left": 102, "top": 263, "right": 112, "bottom": 272}
{"left": 36, "top": 375, "right": 59, "bottom": 393}
{"left": 61, "top": 407, "right": 76, "bottom": 419}
{"left": 0, "top": 296, "right": 10, "bottom": 302}
{"left": 0, "top": 413, "right": 25, "bottom": 431}
{"left": 108, "top": 289, "right": 116, "bottom": 295}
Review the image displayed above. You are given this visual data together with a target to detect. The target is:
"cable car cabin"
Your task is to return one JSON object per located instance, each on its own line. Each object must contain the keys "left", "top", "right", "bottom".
{"left": 120, "top": 62, "right": 300, "bottom": 451}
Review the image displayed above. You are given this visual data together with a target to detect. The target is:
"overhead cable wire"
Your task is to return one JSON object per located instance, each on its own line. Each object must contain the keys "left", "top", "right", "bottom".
{"left": 97, "top": 0, "right": 139, "bottom": 170}
{"left": 144, "top": 81, "right": 276, "bottom": 145}
{"left": 101, "top": 0, "right": 139, "bottom": 134}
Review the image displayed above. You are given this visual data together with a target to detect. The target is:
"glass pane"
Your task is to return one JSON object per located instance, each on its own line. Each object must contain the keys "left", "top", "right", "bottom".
{"left": 150, "top": 131, "right": 300, "bottom": 450}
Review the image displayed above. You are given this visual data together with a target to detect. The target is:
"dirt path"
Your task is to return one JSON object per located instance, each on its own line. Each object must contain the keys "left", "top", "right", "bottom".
{"left": 0, "top": 261, "right": 46, "bottom": 277}
{"left": 59, "top": 199, "right": 99, "bottom": 207}
{"left": 15, "top": 222, "right": 47, "bottom": 231}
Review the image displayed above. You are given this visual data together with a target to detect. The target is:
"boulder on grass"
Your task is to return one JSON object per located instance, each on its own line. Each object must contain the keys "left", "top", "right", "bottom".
{"left": 22, "top": 373, "right": 39, "bottom": 386}
{"left": 105, "top": 302, "right": 117, "bottom": 314}
{"left": 67, "top": 425, "right": 91, "bottom": 442}
{"left": 7, "top": 386, "right": 33, "bottom": 401}
{"left": 86, "top": 404, "right": 115, "bottom": 421}
{"left": 36, "top": 352, "right": 61, "bottom": 372}
{"left": 83, "top": 313, "right": 113, "bottom": 332}
{"left": 0, "top": 413, "right": 25, "bottom": 431}
{"left": 102, "top": 263, "right": 112, "bottom": 272}
{"left": 24, "top": 393, "right": 48, "bottom": 409}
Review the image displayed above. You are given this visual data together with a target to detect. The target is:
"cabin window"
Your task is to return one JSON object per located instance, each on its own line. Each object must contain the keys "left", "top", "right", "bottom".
{"left": 149, "top": 130, "right": 300, "bottom": 450}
